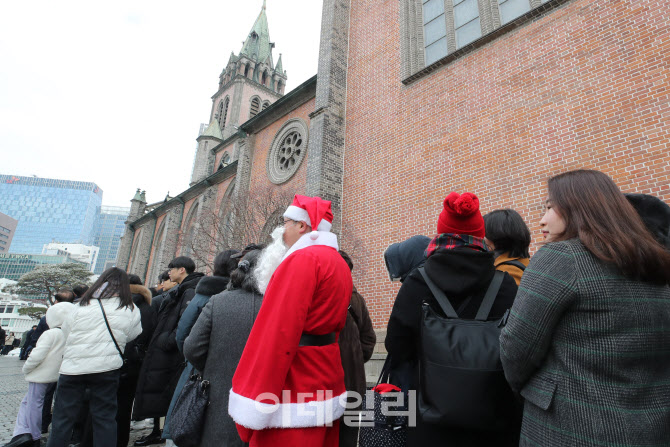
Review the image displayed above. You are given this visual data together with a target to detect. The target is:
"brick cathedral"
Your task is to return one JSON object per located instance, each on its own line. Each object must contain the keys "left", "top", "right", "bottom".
{"left": 118, "top": 0, "right": 670, "bottom": 330}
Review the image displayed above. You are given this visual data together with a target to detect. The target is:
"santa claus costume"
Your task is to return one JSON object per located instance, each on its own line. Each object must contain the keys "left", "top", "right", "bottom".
{"left": 228, "top": 195, "right": 353, "bottom": 447}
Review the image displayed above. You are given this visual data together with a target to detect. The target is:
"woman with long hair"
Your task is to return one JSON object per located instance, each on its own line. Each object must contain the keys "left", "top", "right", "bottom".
{"left": 500, "top": 169, "right": 670, "bottom": 446}
{"left": 183, "top": 248, "right": 264, "bottom": 447}
{"left": 46, "top": 268, "right": 142, "bottom": 447}
{"left": 483, "top": 209, "right": 531, "bottom": 285}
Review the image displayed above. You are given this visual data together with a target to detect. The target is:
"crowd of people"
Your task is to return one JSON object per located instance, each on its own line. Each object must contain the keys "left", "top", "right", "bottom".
{"left": 2, "top": 168, "right": 669, "bottom": 447}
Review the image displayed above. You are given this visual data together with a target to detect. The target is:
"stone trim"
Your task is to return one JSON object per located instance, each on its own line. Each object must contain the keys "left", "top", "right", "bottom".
{"left": 211, "top": 73, "right": 283, "bottom": 100}
{"left": 400, "top": 0, "right": 426, "bottom": 80}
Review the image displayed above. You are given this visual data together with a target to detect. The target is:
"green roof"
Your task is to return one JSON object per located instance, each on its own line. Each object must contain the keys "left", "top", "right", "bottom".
{"left": 202, "top": 116, "right": 223, "bottom": 139}
{"left": 240, "top": 2, "right": 273, "bottom": 66}
{"left": 275, "top": 53, "right": 284, "bottom": 73}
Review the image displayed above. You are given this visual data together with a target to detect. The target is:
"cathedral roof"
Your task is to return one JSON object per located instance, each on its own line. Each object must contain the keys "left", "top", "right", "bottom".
{"left": 202, "top": 116, "right": 223, "bottom": 140}
{"left": 240, "top": 1, "right": 273, "bottom": 67}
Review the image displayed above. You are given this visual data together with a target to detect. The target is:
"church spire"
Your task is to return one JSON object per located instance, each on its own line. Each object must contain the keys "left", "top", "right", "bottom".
{"left": 275, "top": 53, "right": 284, "bottom": 74}
{"left": 240, "top": 1, "right": 273, "bottom": 66}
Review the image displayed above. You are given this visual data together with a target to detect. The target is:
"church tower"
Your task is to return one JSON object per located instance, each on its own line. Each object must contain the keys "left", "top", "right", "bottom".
{"left": 190, "top": 0, "right": 287, "bottom": 185}
{"left": 212, "top": 0, "right": 287, "bottom": 139}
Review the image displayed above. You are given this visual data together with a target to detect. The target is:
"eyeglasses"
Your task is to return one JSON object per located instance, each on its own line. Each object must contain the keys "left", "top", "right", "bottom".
{"left": 282, "top": 218, "right": 297, "bottom": 226}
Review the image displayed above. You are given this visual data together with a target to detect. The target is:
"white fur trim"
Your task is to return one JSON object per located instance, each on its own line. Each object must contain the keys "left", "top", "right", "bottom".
{"left": 284, "top": 206, "right": 310, "bottom": 225}
{"left": 228, "top": 388, "right": 348, "bottom": 429}
{"left": 284, "top": 206, "right": 332, "bottom": 231}
{"left": 282, "top": 232, "right": 339, "bottom": 261}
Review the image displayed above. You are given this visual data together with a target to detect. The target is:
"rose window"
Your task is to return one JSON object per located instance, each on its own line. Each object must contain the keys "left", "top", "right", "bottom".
{"left": 267, "top": 119, "right": 308, "bottom": 184}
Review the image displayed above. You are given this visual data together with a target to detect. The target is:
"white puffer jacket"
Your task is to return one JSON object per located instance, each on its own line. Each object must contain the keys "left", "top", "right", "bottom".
{"left": 23, "top": 302, "right": 74, "bottom": 383}
{"left": 60, "top": 297, "right": 142, "bottom": 375}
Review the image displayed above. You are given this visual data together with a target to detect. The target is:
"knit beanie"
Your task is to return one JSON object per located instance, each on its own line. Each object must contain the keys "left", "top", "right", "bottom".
{"left": 437, "top": 192, "right": 485, "bottom": 237}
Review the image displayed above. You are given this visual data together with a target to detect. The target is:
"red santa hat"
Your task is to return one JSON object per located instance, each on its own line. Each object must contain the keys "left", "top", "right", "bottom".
{"left": 283, "top": 195, "right": 333, "bottom": 237}
{"left": 437, "top": 192, "right": 485, "bottom": 237}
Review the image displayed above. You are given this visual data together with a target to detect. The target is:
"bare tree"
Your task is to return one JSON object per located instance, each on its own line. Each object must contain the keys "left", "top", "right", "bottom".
{"left": 180, "top": 185, "right": 294, "bottom": 271}
{"left": 339, "top": 224, "right": 370, "bottom": 278}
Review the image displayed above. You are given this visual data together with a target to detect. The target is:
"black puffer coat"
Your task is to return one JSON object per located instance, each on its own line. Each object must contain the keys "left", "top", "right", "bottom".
{"left": 385, "top": 247, "right": 521, "bottom": 447}
{"left": 132, "top": 272, "right": 204, "bottom": 419}
{"left": 124, "top": 285, "right": 157, "bottom": 378}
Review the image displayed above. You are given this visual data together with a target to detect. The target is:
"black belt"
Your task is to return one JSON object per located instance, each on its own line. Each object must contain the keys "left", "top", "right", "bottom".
{"left": 299, "top": 332, "right": 336, "bottom": 347}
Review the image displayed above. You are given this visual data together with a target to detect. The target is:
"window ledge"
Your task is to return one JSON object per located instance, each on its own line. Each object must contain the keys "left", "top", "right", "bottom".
{"left": 402, "top": 0, "right": 572, "bottom": 85}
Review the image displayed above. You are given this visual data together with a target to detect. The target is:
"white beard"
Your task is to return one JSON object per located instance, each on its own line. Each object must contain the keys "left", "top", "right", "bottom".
{"left": 254, "top": 226, "right": 288, "bottom": 294}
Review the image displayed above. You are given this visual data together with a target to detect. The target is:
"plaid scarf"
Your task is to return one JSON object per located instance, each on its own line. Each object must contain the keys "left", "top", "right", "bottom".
{"left": 425, "top": 233, "right": 488, "bottom": 258}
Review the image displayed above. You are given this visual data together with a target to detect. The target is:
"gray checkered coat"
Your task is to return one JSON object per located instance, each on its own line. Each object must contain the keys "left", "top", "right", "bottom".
{"left": 500, "top": 238, "right": 670, "bottom": 446}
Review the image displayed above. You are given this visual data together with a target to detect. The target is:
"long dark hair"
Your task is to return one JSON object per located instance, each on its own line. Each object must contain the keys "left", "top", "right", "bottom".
{"left": 483, "top": 209, "right": 531, "bottom": 258}
{"left": 228, "top": 249, "right": 262, "bottom": 293}
{"left": 78, "top": 267, "right": 134, "bottom": 309}
{"left": 548, "top": 170, "right": 670, "bottom": 285}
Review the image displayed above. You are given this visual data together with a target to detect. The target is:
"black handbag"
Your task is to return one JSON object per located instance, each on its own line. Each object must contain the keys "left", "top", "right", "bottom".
{"left": 170, "top": 372, "right": 210, "bottom": 447}
{"left": 417, "top": 267, "right": 516, "bottom": 430}
{"left": 359, "top": 356, "right": 407, "bottom": 447}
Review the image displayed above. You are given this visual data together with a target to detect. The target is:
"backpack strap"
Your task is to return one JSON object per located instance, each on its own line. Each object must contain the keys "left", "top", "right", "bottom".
{"left": 499, "top": 259, "right": 526, "bottom": 271}
{"left": 474, "top": 271, "right": 505, "bottom": 321}
{"left": 418, "top": 267, "right": 458, "bottom": 318}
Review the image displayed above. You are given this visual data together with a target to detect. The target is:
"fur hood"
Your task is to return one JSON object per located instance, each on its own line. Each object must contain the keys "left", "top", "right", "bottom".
{"left": 130, "top": 284, "right": 152, "bottom": 305}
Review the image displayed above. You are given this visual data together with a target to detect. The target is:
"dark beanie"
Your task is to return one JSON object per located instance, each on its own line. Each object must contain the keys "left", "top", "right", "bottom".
{"left": 437, "top": 192, "right": 485, "bottom": 238}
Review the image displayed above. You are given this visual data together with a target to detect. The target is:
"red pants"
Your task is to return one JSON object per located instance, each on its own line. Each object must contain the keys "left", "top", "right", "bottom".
{"left": 250, "top": 420, "right": 340, "bottom": 447}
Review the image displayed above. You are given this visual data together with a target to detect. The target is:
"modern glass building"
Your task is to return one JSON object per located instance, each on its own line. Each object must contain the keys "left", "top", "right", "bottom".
{"left": 0, "top": 175, "right": 103, "bottom": 254}
{"left": 0, "top": 252, "right": 86, "bottom": 282}
{"left": 93, "top": 206, "right": 129, "bottom": 274}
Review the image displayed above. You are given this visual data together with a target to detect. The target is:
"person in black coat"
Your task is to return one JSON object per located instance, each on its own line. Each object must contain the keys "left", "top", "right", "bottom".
{"left": 385, "top": 192, "right": 521, "bottom": 447}
{"left": 117, "top": 276, "right": 157, "bottom": 447}
{"left": 132, "top": 257, "right": 204, "bottom": 425}
{"left": 19, "top": 325, "right": 37, "bottom": 360}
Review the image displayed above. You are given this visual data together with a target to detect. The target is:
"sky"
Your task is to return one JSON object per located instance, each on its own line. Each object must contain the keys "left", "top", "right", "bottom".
{"left": 0, "top": 0, "right": 323, "bottom": 207}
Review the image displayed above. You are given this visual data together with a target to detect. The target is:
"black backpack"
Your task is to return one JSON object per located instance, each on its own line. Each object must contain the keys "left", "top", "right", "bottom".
{"left": 417, "top": 267, "right": 516, "bottom": 430}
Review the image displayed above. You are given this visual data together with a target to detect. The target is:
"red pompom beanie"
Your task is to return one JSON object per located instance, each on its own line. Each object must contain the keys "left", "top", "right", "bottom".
{"left": 437, "top": 192, "right": 485, "bottom": 238}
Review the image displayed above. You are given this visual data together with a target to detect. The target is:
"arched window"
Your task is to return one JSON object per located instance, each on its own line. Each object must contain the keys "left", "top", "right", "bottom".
{"left": 261, "top": 71, "right": 268, "bottom": 86}
{"left": 244, "top": 64, "right": 251, "bottom": 78}
{"left": 249, "top": 97, "right": 261, "bottom": 118}
{"left": 217, "top": 97, "right": 229, "bottom": 129}
{"left": 276, "top": 81, "right": 283, "bottom": 94}
{"left": 181, "top": 203, "right": 200, "bottom": 258}
{"left": 217, "top": 180, "right": 237, "bottom": 249}
{"left": 148, "top": 219, "right": 166, "bottom": 285}
{"left": 128, "top": 228, "right": 144, "bottom": 274}
{"left": 262, "top": 101, "right": 270, "bottom": 110}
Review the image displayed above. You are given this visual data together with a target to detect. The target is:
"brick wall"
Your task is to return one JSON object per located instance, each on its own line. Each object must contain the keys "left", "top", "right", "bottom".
{"left": 341, "top": 0, "right": 670, "bottom": 327}
{"left": 246, "top": 98, "right": 316, "bottom": 201}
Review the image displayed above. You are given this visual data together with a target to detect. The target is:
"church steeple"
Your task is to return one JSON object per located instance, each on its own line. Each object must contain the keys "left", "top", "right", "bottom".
{"left": 240, "top": 1, "right": 273, "bottom": 67}
{"left": 218, "top": 0, "right": 286, "bottom": 93}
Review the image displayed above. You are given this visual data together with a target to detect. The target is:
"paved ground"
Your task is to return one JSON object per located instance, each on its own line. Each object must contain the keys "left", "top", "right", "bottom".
{"left": 0, "top": 357, "right": 160, "bottom": 447}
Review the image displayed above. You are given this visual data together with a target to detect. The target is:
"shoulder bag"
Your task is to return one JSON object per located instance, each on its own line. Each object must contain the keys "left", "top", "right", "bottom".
{"left": 170, "top": 372, "right": 210, "bottom": 447}
{"left": 98, "top": 299, "right": 127, "bottom": 368}
{"left": 359, "top": 355, "right": 407, "bottom": 447}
